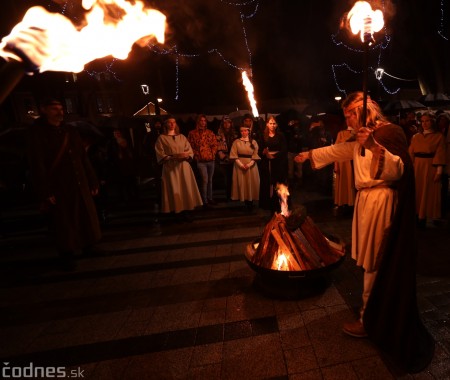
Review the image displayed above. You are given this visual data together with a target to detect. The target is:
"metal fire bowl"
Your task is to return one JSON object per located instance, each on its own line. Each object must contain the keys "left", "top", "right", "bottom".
{"left": 244, "top": 239, "right": 345, "bottom": 299}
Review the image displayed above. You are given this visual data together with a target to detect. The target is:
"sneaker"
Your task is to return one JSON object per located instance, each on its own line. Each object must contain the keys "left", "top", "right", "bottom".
{"left": 342, "top": 320, "right": 367, "bottom": 338}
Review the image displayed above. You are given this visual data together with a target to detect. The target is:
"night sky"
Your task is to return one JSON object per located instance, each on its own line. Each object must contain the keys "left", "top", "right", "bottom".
{"left": 1, "top": 0, "right": 449, "bottom": 114}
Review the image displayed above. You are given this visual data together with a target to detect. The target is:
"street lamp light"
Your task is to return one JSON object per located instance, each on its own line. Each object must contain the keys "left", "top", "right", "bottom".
{"left": 140, "top": 84, "right": 161, "bottom": 116}
{"left": 141, "top": 84, "right": 151, "bottom": 117}
{"left": 375, "top": 68, "right": 384, "bottom": 80}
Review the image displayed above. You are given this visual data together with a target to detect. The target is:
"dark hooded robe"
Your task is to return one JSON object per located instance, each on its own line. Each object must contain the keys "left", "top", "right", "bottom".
{"left": 363, "top": 123, "right": 435, "bottom": 373}
{"left": 28, "top": 118, "right": 101, "bottom": 252}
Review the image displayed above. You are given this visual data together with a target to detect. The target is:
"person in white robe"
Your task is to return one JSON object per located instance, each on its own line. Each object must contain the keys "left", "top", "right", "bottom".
{"left": 155, "top": 118, "right": 203, "bottom": 217}
{"left": 229, "top": 126, "right": 260, "bottom": 212}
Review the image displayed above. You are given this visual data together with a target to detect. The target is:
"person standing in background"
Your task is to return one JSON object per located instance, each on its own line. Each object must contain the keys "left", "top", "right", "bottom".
{"left": 258, "top": 116, "right": 288, "bottom": 212}
{"left": 229, "top": 125, "right": 260, "bottom": 212}
{"left": 285, "top": 119, "right": 305, "bottom": 189}
{"left": 28, "top": 98, "right": 102, "bottom": 271}
{"left": 142, "top": 117, "right": 163, "bottom": 209}
{"left": 409, "top": 112, "right": 446, "bottom": 227}
{"left": 155, "top": 117, "right": 202, "bottom": 221}
{"left": 303, "top": 117, "right": 333, "bottom": 194}
{"left": 109, "top": 129, "right": 138, "bottom": 203}
{"left": 216, "top": 115, "right": 238, "bottom": 202}
{"left": 333, "top": 125, "right": 356, "bottom": 215}
{"left": 188, "top": 114, "right": 218, "bottom": 207}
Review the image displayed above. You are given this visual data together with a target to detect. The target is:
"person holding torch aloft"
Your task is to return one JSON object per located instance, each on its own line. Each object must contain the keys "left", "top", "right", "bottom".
{"left": 295, "top": 91, "right": 434, "bottom": 373}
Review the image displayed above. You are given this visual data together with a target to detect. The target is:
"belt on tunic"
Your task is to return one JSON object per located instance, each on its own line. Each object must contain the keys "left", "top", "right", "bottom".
{"left": 359, "top": 184, "right": 394, "bottom": 192}
{"left": 414, "top": 152, "right": 435, "bottom": 158}
{"left": 238, "top": 154, "right": 252, "bottom": 158}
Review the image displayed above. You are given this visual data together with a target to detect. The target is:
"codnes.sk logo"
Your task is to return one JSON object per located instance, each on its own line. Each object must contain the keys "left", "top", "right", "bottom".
{"left": 2, "top": 362, "right": 84, "bottom": 378}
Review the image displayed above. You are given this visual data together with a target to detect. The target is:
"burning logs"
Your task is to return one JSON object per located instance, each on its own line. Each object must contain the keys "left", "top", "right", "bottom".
{"left": 246, "top": 210, "right": 345, "bottom": 272}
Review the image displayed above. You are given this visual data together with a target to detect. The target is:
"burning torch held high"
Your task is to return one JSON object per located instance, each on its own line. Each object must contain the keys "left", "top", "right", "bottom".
{"left": 241, "top": 70, "right": 259, "bottom": 118}
{"left": 342, "top": 1, "right": 384, "bottom": 45}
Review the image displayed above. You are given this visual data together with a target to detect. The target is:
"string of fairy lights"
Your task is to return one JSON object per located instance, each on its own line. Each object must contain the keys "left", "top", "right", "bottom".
{"left": 145, "top": 0, "right": 258, "bottom": 101}
{"left": 438, "top": 0, "right": 448, "bottom": 40}
{"left": 50, "top": 0, "right": 447, "bottom": 101}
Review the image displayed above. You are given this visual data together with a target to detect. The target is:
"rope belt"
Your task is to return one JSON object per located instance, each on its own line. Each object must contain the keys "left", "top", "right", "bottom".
{"left": 414, "top": 152, "right": 435, "bottom": 158}
{"left": 359, "top": 184, "right": 394, "bottom": 192}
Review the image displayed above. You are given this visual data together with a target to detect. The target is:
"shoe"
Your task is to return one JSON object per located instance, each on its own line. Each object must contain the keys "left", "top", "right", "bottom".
{"left": 342, "top": 320, "right": 367, "bottom": 338}
{"left": 207, "top": 199, "right": 217, "bottom": 205}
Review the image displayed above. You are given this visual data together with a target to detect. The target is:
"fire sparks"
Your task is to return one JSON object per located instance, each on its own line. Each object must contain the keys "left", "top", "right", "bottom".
{"left": 276, "top": 183, "right": 290, "bottom": 217}
{"left": 347, "top": 1, "right": 384, "bottom": 44}
{"left": 241, "top": 71, "right": 259, "bottom": 118}
{"left": 1, "top": 0, "right": 166, "bottom": 73}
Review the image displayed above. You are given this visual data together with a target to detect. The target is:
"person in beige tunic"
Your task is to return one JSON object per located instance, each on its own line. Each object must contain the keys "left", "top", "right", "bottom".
{"left": 409, "top": 112, "right": 446, "bottom": 225}
{"left": 229, "top": 126, "right": 261, "bottom": 212}
{"left": 295, "top": 92, "right": 434, "bottom": 373}
{"left": 155, "top": 118, "right": 203, "bottom": 217}
{"left": 298, "top": 109, "right": 403, "bottom": 314}
{"left": 333, "top": 127, "right": 356, "bottom": 209}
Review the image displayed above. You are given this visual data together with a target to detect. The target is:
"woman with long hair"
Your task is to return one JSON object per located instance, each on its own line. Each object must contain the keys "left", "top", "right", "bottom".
{"left": 258, "top": 116, "right": 288, "bottom": 211}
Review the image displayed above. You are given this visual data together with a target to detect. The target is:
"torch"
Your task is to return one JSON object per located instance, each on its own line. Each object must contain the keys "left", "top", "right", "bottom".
{"left": 0, "top": 0, "right": 166, "bottom": 104}
{"left": 241, "top": 70, "right": 259, "bottom": 118}
{"left": 344, "top": 1, "right": 384, "bottom": 156}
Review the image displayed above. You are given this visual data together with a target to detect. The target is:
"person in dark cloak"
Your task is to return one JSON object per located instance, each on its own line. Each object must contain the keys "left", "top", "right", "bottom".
{"left": 28, "top": 98, "right": 102, "bottom": 270}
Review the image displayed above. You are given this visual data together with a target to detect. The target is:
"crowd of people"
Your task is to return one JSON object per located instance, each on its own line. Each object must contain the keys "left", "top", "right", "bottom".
{"left": 18, "top": 95, "right": 450, "bottom": 270}
{"left": 10, "top": 91, "right": 445, "bottom": 374}
{"left": 0, "top": 20, "right": 444, "bottom": 376}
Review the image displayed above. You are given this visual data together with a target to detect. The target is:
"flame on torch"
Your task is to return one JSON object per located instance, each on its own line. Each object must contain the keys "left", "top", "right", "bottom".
{"left": 1, "top": 0, "right": 166, "bottom": 73}
{"left": 276, "top": 183, "right": 290, "bottom": 217}
{"left": 241, "top": 71, "right": 259, "bottom": 118}
{"left": 347, "top": 1, "right": 384, "bottom": 44}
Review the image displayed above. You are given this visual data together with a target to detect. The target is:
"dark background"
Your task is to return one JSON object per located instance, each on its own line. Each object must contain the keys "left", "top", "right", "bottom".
{"left": 1, "top": 0, "right": 449, "bottom": 113}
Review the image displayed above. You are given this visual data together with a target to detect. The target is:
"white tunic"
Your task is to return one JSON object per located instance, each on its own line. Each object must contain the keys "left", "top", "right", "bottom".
{"left": 155, "top": 134, "right": 203, "bottom": 213}
{"left": 311, "top": 142, "right": 404, "bottom": 271}
{"left": 229, "top": 138, "right": 260, "bottom": 202}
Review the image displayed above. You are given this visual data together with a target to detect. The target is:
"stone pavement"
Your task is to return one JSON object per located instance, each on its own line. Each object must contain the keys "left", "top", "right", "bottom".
{"left": 0, "top": 186, "right": 449, "bottom": 380}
